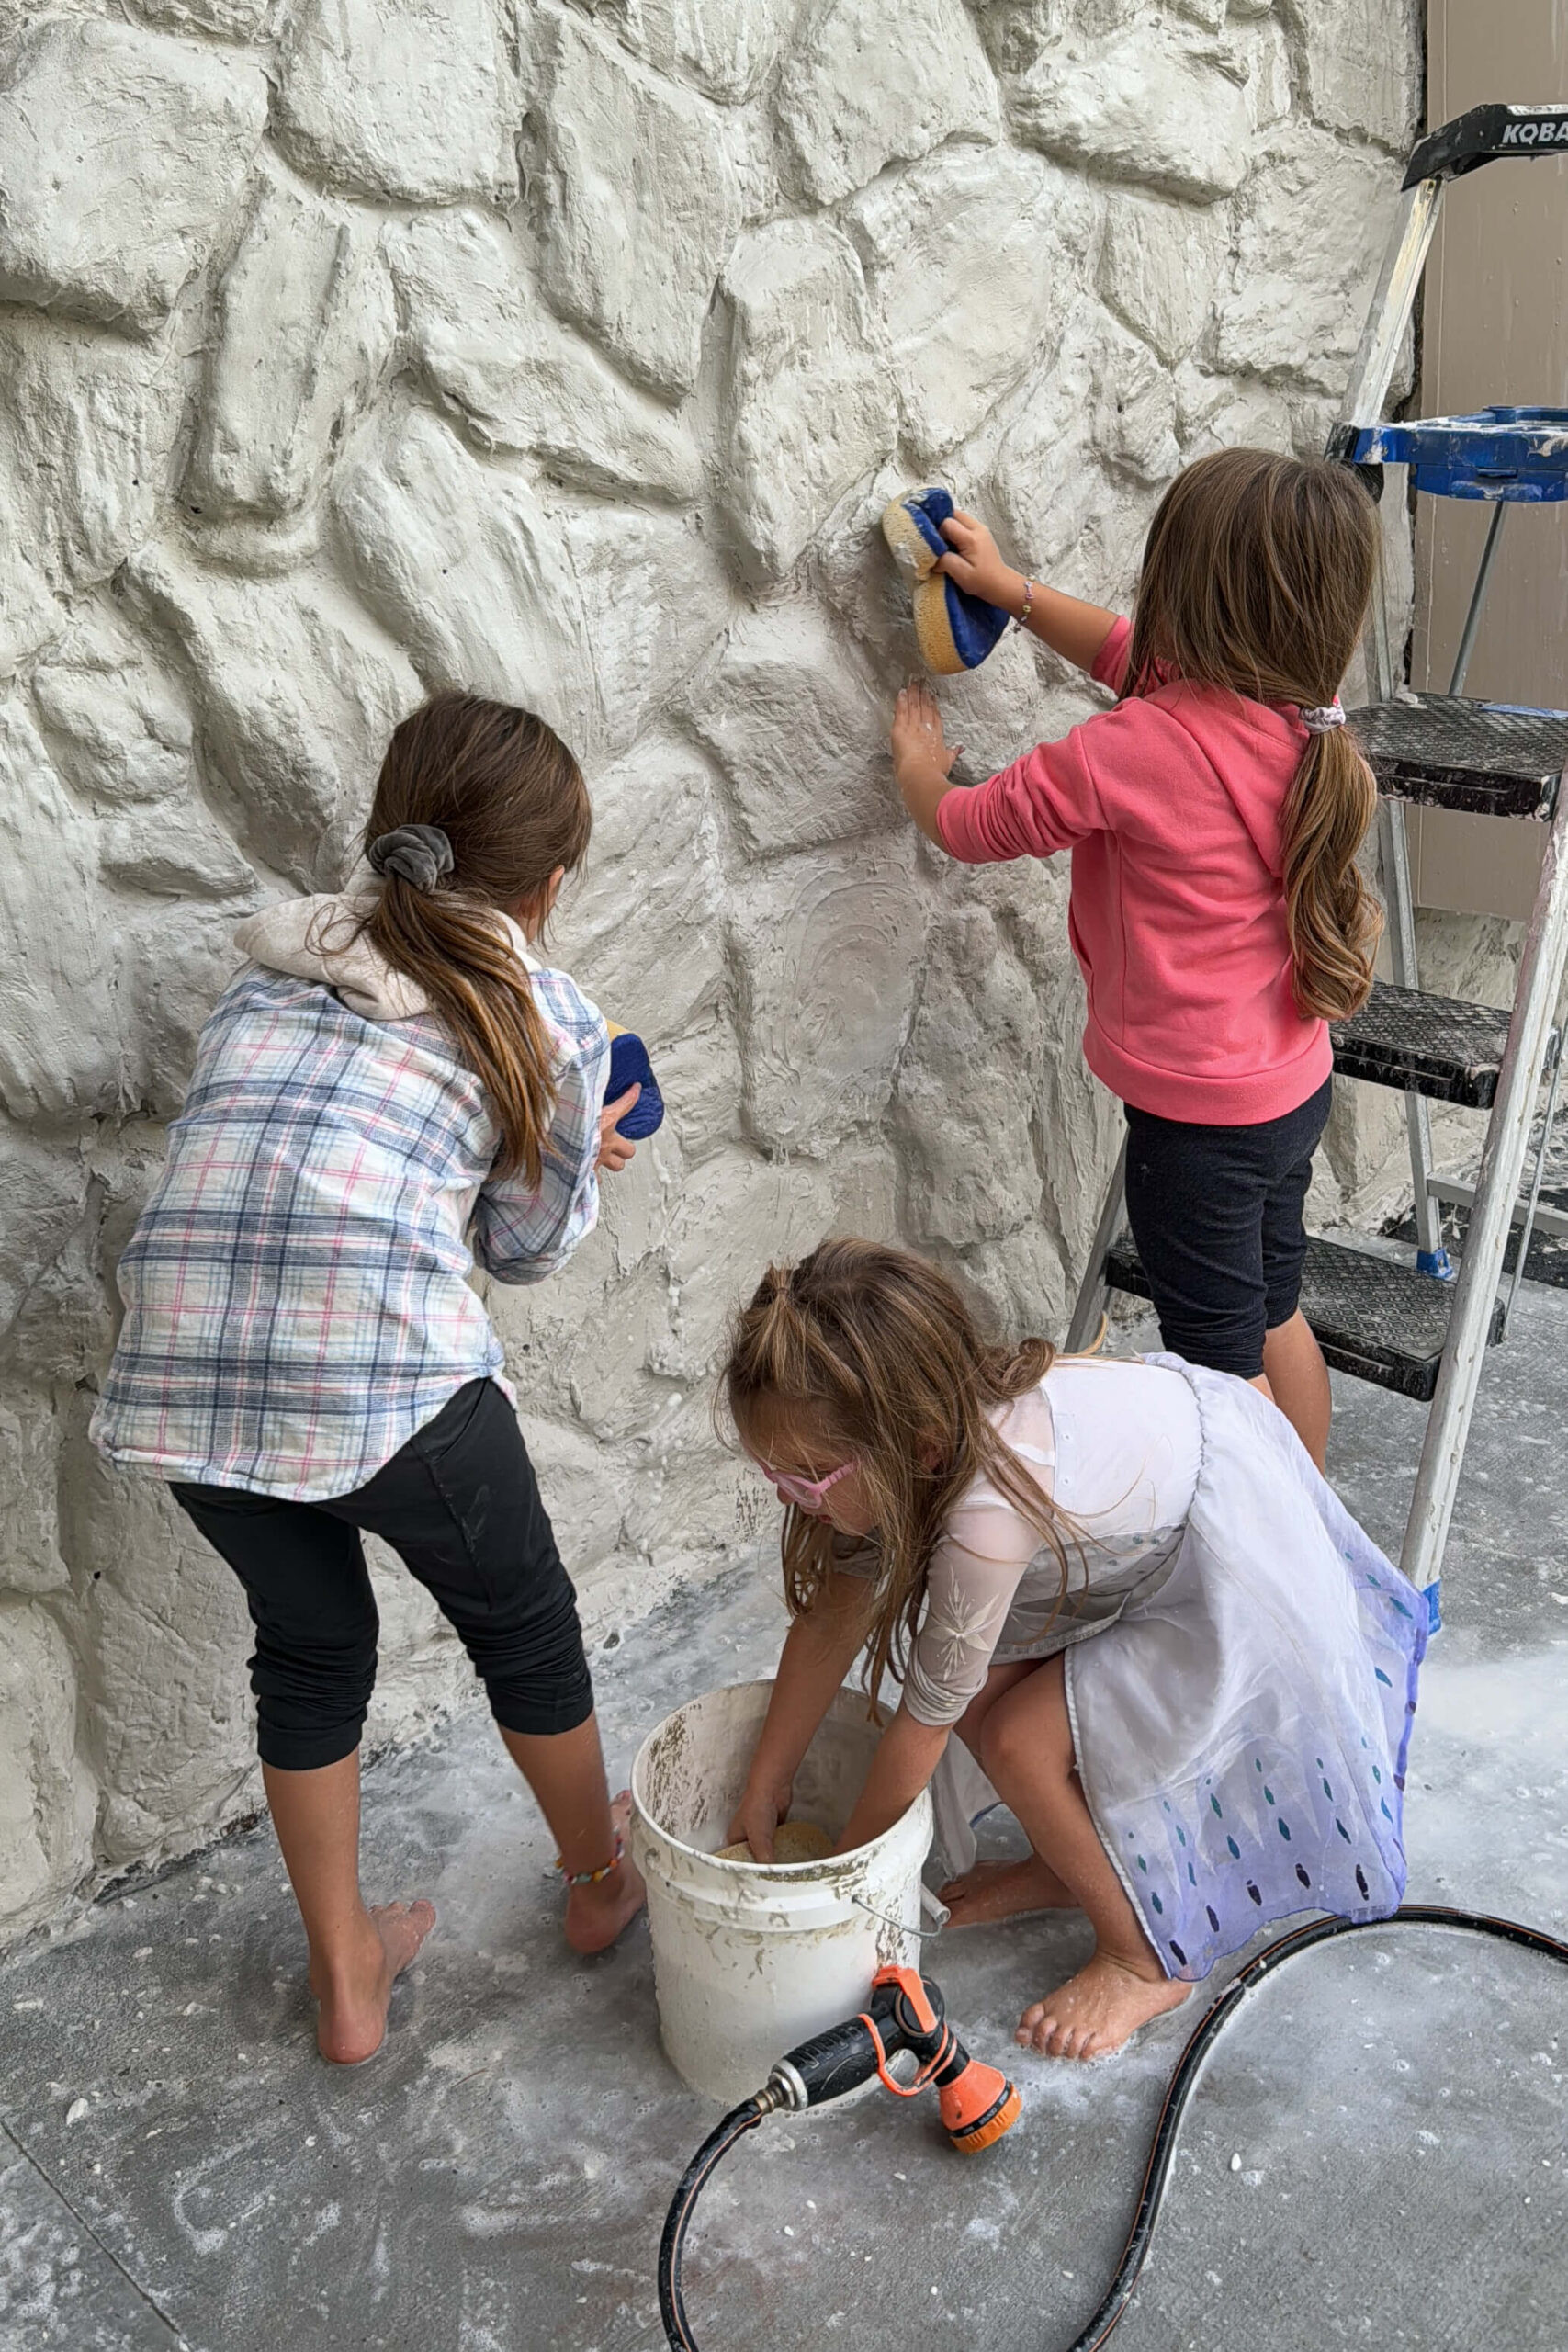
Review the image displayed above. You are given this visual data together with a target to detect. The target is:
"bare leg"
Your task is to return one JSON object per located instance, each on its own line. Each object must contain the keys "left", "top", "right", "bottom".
{"left": 948, "top": 1658, "right": 1038, "bottom": 1770}
{"left": 499, "top": 1713, "right": 645, "bottom": 1955}
{"left": 263, "top": 1755, "right": 434, "bottom": 2065}
{"left": 940, "top": 1662, "right": 1075, "bottom": 1926}
{"left": 979, "top": 1658, "right": 1191, "bottom": 2058}
{"left": 264, "top": 1713, "right": 641, "bottom": 2065}
{"left": 1260, "top": 1308, "right": 1331, "bottom": 1471}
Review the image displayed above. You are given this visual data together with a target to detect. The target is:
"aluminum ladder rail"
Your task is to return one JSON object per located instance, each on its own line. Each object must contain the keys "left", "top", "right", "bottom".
{"left": 1066, "top": 103, "right": 1568, "bottom": 1617}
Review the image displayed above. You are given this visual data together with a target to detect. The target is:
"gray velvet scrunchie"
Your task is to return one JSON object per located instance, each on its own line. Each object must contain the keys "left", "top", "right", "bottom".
{"left": 367, "top": 822, "right": 455, "bottom": 893}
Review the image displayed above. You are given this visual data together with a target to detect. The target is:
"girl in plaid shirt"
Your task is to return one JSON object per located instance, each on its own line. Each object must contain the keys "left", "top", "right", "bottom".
{"left": 94, "top": 695, "right": 646, "bottom": 2064}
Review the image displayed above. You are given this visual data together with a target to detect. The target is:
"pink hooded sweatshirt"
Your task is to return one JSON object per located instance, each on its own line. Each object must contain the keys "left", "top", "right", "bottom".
{"left": 935, "top": 617, "right": 1334, "bottom": 1126}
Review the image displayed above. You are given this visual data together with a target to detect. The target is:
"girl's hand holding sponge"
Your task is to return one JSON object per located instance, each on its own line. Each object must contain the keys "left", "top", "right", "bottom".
{"left": 930, "top": 508, "right": 1027, "bottom": 613}
{"left": 598, "top": 1023, "right": 664, "bottom": 1172}
{"left": 881, "top": 487, "right": 1021, "bottom": 674}
{"left": 885, "top": 494, "right": 1119, "bottom": 678}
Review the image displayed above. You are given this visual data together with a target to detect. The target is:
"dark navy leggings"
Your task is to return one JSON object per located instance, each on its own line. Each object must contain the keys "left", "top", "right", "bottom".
{"left": 173, "top": 1380, "right": 593, "bottom": 1771}
{"left": 1122, "top": 1080, "right": 1333, "bottom": 1382}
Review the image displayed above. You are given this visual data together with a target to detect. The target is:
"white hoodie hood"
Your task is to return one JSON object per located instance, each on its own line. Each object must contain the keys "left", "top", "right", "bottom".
{"left": 232, "top": 865, "right": 538, "bottom": 1026}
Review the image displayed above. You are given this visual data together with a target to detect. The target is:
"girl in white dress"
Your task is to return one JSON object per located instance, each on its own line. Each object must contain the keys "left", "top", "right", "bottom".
{"left": 723, "top": 1239, "right": 1425, "bottom": 2060}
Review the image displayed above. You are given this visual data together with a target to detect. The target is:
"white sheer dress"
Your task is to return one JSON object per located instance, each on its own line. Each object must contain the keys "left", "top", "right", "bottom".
{"left": 848, "top": 1355, "right": 1426, "bottom": 1981}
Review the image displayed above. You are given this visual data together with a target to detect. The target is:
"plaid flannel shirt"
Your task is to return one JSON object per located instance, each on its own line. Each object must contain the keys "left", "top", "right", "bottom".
{"left": 91, "top": 961, "right": 609, "bottom": 1500}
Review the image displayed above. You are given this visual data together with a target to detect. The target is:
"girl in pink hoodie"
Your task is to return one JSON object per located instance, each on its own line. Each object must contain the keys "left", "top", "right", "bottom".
{"left": 891, "top": 448, "right": 1382, "bottom": 1469}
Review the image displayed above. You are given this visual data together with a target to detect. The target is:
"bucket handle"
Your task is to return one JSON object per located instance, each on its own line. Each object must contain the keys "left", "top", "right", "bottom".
{"left": 852, "top": 1889, "right": 950, "bottom": 1940}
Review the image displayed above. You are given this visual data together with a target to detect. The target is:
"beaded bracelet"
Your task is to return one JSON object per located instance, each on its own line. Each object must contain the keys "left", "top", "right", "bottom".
{"left": 1016, "top": 577, "right": 1037, "bottom": 629}
{"left": 557, "top": 1832, "right": 624, "bottom": 1886}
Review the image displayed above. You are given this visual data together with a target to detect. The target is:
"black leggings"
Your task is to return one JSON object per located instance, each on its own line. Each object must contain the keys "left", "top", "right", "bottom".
{"left": 172, "top": 1380, "right": 593, "bottom": 1772}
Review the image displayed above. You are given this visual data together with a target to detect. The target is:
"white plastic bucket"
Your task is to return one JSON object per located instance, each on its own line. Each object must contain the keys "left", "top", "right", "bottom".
{"left": 630, "top": 1680, "right": 934, "bottom": 2107}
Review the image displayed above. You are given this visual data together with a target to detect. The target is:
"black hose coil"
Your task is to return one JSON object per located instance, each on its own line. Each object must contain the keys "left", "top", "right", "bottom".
{"left": 657, "top": 1905, "right": 1568, "bottom": 2352}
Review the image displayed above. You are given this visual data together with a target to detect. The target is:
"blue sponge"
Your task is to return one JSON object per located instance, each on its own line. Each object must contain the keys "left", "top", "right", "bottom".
{"left": 881, "top": 486, "right": 1010, "bottom": 674}
{"left": 607, "top": 1030, "right": 664, "bottom": 1139}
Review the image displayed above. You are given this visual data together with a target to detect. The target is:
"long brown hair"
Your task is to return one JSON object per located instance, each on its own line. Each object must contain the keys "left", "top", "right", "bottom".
{"left": 723, "top": 1238, "right": 1076, "bottom": 1701}
{"left": 358, "top": 693, "right": 592, "bottom": 1182}
{"left": 1124, "top": 447, "right": 1382, "bottom": 1021}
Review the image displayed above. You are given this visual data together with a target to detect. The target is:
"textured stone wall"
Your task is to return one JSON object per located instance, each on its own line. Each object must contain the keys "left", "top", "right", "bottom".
{"left": 0, "top": 0, "right": 1419, "bottom": 1942}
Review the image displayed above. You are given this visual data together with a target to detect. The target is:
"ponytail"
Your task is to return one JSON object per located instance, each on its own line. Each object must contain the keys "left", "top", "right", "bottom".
{"left": 358, "top": 695, "right": 592, "bottom": 1184}
{"left": 1123, "top": 448, "right": 1385, "bottom": 1026}
{"left": 1281, "top": 728, "right": 1380, "bottom": 1021}
{"left": 364, "top": 882, "right": 563, "bottom": 1185}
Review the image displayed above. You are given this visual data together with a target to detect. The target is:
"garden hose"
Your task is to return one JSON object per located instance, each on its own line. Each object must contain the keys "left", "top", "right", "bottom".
{"left": 656, "top": 1905, "right": 1568, "bottom": 2352}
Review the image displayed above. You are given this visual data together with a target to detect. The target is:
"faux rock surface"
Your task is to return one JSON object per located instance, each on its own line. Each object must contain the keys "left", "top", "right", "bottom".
{"left": 848, "top": 146, "right": 1082, "bottom": 462}
{"left": 0, "top": 705, "right": 118, "bottom": 1121}
{"left": 1011, "top": 23, "right": 1253, "bottom": 202}
{"left": 32, "top": 651, "right": 196, "bottom": 808}
{"left": 584, "top": 0, "right": 785, "bottom": 103}
{"left": 1099, "top": 191, "right": 1228, "bottom": 368}
{"left": 0, "top": 19, "right": 266, "bottom": 337}
{"left": 1212, "top": 123, "right": 1401, "bottom": 393}
{"left": 383, "top": 210, "right": 703, "bottom": 501}
{"left": 0, "top": 0, "right": 1429, "bottom": 1946}
{"left": 734, "top": 839, "right": 926, "bottom": 1155}
{"left": 774, "top": 0, "right": 1000, "bottom": 207}
{"left": 720, "top": 218, "right": 896, "bottom": 581}
{"left": 0, "top": 1601, "right": 94, "bottom": 1935}
{"left": 125, "top": 546, "right": 423, "bottom": 888}
{"left": 536, "top": 11, "right": 742, "bottom": 399}
{"left": 273, "top": 0, "right": 515, "bottom": 205}
{"left": 186, "top": 169, "right": 380, "bottom": 526}
{"left": 687, "top": 599, "right": 895, "bottom": 854}
{"left": 1292, "top": 0, "right": 1419, "bottom": 151}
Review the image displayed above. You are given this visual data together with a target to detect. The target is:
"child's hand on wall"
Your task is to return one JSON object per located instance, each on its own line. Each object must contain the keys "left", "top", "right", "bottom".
{"left": 892, "top": 681, "right": 960, "bottom": 788}
{"left": 935, "top": 510, "right": 1021, "bottom": 613}
{"left": 597, "top": 1085, "right": 641, "bottom": 1172}
{"left": 893, "top": 681, "right": 964, "bottom": 848}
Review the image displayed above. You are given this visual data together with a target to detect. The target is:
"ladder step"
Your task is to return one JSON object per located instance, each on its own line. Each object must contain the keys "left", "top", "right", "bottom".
{"left": 1101, "top": 1231, "right": 1505, "bottom": 1404}
{"left": 1330, "top": 978, "right": 1524, "bottom": 1108}
{"left": 1334, "top": 407, "right": 1568, "bottom": 503}
{"left": 1349, "top": 693, "right": 1568, "bottom": 820}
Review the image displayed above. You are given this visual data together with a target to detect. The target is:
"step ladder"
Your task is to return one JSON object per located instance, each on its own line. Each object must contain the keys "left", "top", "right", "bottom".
{"left": 1066, "top": 103, "right": 1568, "bottom": 1622}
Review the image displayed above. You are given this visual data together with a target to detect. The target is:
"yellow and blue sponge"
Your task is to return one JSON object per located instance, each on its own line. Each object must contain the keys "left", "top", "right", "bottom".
{"left": 881, "top": 486, "right": 1010, "bottom": 675}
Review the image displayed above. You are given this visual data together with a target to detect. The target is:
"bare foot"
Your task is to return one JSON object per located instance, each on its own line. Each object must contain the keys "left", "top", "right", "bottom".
{"left": 1015, "top": 1947, "right": 1191, "bottom": 2061}
{"left": 564, "top": 1791, "right": 647, "bottom": 1956}
{"left": 312, "top": 1898, "right": 436, "bottom": 2065}
{"left": 940, "top": 1853, "right": 1077, "bottom": 1929}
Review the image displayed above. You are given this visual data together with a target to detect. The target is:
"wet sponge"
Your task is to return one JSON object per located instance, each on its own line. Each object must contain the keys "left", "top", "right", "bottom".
{"left": 716, "top": 1821, "right": 834, "bottom": 1866}
{"left": 881, "top": 486, "right": 1010, "bottom": 675}
{"left": 607, "top": 1029, "right": 664, "bottom": 1139}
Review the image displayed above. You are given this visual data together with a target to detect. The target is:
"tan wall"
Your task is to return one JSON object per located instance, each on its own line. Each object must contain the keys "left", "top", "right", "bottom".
{"left": 1409, "top": 2, "right": 1568, "bottom": 918}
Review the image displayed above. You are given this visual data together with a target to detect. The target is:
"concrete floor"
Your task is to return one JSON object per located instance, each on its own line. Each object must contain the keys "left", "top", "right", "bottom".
{"left": 3, "top": 1288, "right": 1567, "bottom": 2352}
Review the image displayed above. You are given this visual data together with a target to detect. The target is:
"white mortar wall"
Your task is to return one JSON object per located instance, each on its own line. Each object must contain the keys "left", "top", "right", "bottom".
{"left": 0, "top": 0, "right": 1421, "bottom": 1943}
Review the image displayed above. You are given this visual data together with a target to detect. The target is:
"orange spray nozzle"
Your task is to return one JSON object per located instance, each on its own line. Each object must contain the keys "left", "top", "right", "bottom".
{"left": 939, "top": 2061, "right": 1023, "bottom": 2153}
{"left": 865, "top": 1965, "right": 1022, "bottom": 2153}
{"left": 769, "top": 1969, "right": 1021, "bottom": 2150}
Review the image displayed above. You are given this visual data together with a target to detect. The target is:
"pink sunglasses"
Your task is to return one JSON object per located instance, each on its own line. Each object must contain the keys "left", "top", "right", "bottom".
{"left": 749, "top": 1454, "right": 858, "bottom": 1513}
